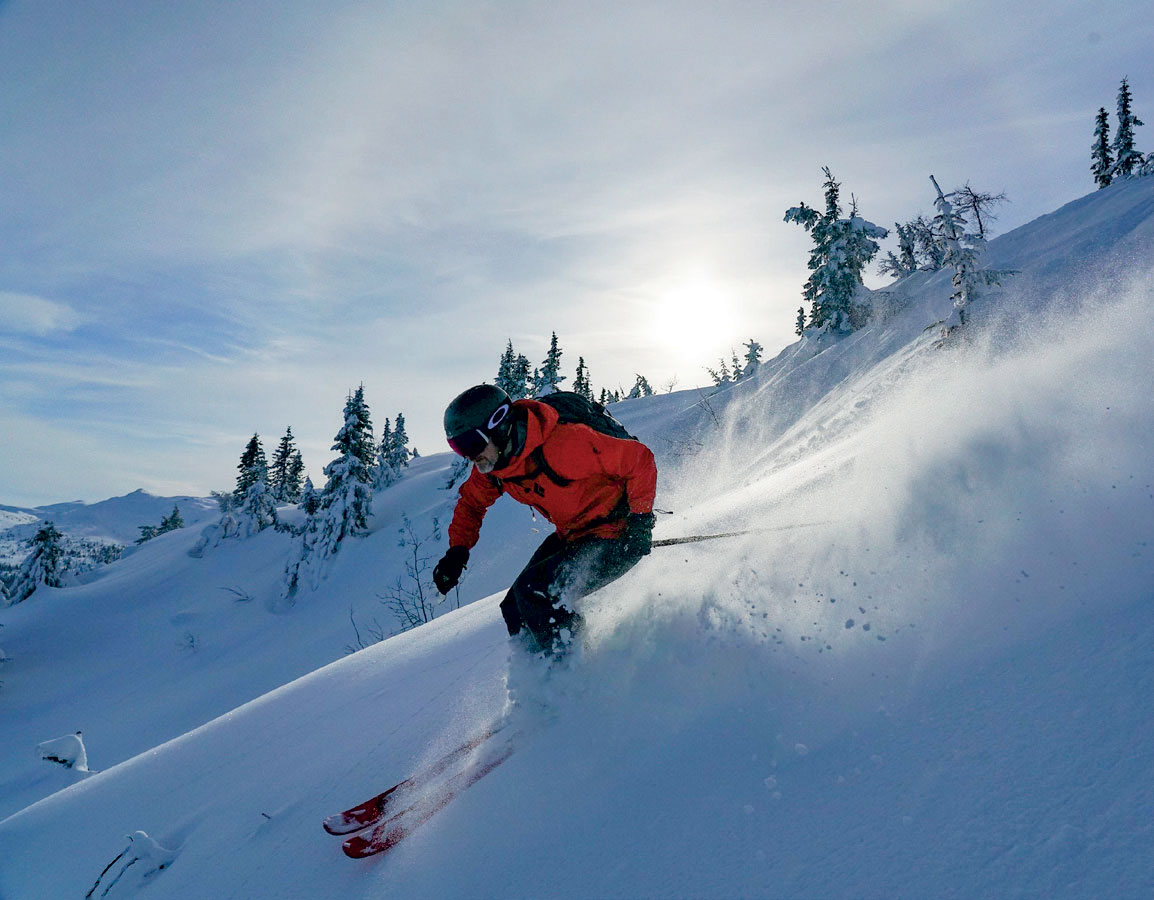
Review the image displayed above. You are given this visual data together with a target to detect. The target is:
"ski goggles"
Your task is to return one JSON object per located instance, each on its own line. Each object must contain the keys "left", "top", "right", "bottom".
{"left": 447, "top": 429, "right": 490, "bottom": 460}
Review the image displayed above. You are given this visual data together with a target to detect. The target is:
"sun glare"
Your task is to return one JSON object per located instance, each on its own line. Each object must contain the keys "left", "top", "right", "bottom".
{"left": 655, "top": 273, "right": 737, "bottom": 363}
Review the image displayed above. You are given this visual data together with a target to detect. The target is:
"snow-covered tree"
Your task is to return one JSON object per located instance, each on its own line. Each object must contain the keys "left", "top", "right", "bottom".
{"left": 234, "top": 434, "right": 268, "bottom": 501}
{"left": 878, "top": 221, "right": 920, "bottom": 279}
{"left": 706, "top": 358, "right": 732, "bottom": 387}
{"left": 742, "top": 339, "right": 763, "bottom": 377}
{"left": 573, "top": 356, "right": 594, "bottom": 401}
{"left": 626, "top": 375, "right": 653, "bottom": 399}
{"left": 236, "top": 477, "right": 278, "bottom": 537}
{"left": 599, "top": 387, "right": 621, "bottom": 405}
{"left": 161, "top": 504, "right": 184, "bottom": 532}
{"left": 298, "top": 477, "right": 320, "bottom": 515}
{"left": 270, "top": 428, "right": 304, "bottom": 503}
{"left": 497, "top": 341, "right": 533, "bottom": 399}
{"left": 136, "top": 503, "right": 185, "bottom": 544}
{"left": 929, "top": 175, "right": 1011, "bottom": 333}
{"left": 284, "top": 387, "right": 375, "bottom": 599}
{"left": 1092, "top": 107, "right": 1114, "bottom": 188}
{"left": 376, "top": 412, "right": 411, "bottom": 488}
{"left": 5, "top": 523, "right": 66, "bottom": 605}
{"left": 495, "top": 341, "right": 518, "bottom": 395}
{"left": 536, "top": 333, "right": 565, "bottom": 395}
{"left": 785, "top": 168, "right": 888, "bottom": 333}
{"left": 951, "top": 183, "right": 1007, "bottom": 240}
{"left": 795, "top": 306, "right": 807, "bottom": 336}
{"left": 1112, "top": 77, "right": 1145, "bottom": 178}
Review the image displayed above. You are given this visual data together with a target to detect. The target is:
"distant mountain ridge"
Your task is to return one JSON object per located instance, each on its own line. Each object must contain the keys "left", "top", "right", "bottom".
{"left": 0, "top": 489, "right": 219, "bottom": 547}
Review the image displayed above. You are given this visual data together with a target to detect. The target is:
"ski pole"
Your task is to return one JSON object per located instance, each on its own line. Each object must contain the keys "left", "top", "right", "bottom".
{"left": 652, "top": 521, "right": 827, "bottom": 548}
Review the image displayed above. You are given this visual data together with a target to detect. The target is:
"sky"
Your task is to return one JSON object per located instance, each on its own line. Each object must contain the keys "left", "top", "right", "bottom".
{"left": 0, "top": 0, "right": 1149, "bottom": 507}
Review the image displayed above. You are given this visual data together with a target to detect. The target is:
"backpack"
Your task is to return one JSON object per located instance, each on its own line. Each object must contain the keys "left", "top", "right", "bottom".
{"left": 501, "top": 392, "right": 638, "bottom": 489}
{"left": 537, "top": 391, "right": 638, "bottom": 443}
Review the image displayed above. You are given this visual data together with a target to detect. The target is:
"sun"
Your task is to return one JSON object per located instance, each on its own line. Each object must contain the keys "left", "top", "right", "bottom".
{"left": 654, "top": 271, "right": 737, "bottom": 364}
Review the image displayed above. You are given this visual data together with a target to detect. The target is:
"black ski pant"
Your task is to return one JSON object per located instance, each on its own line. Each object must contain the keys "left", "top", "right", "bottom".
{"left": 499, "top": 531, "right": 645, "bottom": 651}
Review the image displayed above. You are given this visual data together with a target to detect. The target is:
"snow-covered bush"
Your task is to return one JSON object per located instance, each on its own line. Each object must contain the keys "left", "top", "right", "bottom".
{"left": 37, "top": 731, "right": 90, "bottom": 771}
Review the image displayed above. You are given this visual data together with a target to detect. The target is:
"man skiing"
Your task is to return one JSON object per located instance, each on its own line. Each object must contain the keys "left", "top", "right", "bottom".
{"left": 433, "top": 384, "right": 658, "bottom": 653}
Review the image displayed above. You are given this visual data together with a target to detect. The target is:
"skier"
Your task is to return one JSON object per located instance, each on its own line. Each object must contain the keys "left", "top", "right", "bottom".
{"left": 433, "top": 384, "right": 658, "bottom": 653}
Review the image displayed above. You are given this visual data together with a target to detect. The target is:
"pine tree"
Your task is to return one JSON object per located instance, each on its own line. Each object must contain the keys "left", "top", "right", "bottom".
{"left": 795, "top": 306, "right": 807, "bottom": 336}
{"left": 929, "top": 175, "right": 1011, "bottom": 333}
{"left": 237, "top": 476, "right": 278, "bottom": 537}
{"left": 298, "top": 477, "right": 320, "bottom": 515}
{"left": 320, "top": 386, "right": 376, "bottom": 539}
{"left": 785, "top": 168, "right": 887, "bottom": 332}
{"left": 573, "top": 356, "right": 594, "bottom": 401}
{"left": 286, "top": 450, "right": 305, "bottom": 503}
{"left": 878, "top": 222, "right": 920, "bottom": 278}
{"left": 1092, "top": 107, "right": 1114, "bottom": 188}
{"left": 730, "top": 350, "right": 744, "bottom": 382}
{"left": 390, "top": 413, "right": 410, "bottom": 469}
{"left": 234, "top": 434, "right": 268, "bottom": 500}
{"left": 270, "top": 428, "right": 301, "bottom": 502}
{"left": 495, "top": 341, "right": 518, "bottom": 395}
{"left": 511, "top": 354, "right": 532, "bottom": 399}
{"left": 706, "top": 358, "right": 732, "bottom": 386}
{"left": 160, "top": 504, "right": 184, "bottom": 532}
{"left": 1113, "top": 77, "right": 1145, "bottom": 178}
{"left": 627, "top": 375, "right": 653, "bottom": 399}
{"left": 743, "top": 339, "right": 763, "bottom": 376}
{"left": 908, "top": 214, "right": 945, "bottom": 270}
{"left": 284, "top": 389, "right": 376, "bottom": 600}
{"left": 536, "top": 332, "right": 565, "bottom": 395}
{"left": 8, "top": 523, "right": 66, "bottom": 604}
{"left": 951, "top": 183, "right": 1007, "bottom": 240}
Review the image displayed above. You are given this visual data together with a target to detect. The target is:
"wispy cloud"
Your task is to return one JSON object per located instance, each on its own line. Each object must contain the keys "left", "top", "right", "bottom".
{"left": 0, "top": 292, "right": 87, "bottom": 337}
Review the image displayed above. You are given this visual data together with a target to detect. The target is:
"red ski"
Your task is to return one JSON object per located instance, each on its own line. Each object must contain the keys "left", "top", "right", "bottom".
{"left": 323, "top": 724, "right": 506, "bottom": 836}
{"left": 342, "top": 738, "right": 516, "bottom": 859}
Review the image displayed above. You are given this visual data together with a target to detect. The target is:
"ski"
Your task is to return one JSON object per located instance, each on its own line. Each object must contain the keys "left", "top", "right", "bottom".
{"left": 342, "top": 738, "right": 516, "bottom": 859}
{"left": 322, "top": 723, "right": 506, "bottom": 836}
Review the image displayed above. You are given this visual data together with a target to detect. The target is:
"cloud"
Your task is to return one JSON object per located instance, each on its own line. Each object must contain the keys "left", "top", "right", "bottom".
{"left": 0, "top": 292, "right": 87, "bottom": 336}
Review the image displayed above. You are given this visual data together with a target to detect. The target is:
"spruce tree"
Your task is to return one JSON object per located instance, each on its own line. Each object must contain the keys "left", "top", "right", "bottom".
{"left": 270, "top": 428, "right": 300, "bottom": 502}
{"left": 511, "top": 354, "right": 532, "bottom": 399}
{"left": 536, "top": 332, "right": 565, "bottom": 395}
{"left": 929, "top": 175, "right": 1011, "bottom": 332}
{"left": 390, "top": 413, "right": 411, "bottom": 468}
{"left": 495, "top": 341, "right": 518, "bottom": 395}
{"left": 235, "top": 434, "right": 268, "bottom": 500}
{"left": 785, "top": 168, "right": 887, "bottom": 332}
{"left": 573, "top": 357, "right": 594, "bottom": 401}
{"left": 743, "top": 339, "right": 763, "bottom": 376}
{"left": 878, "top": 222, "right": 921, "bottom": 278}
{"left": 8, "top": 523, "right": 66, "bottom": 603}
{"left": 627, "top": 375, "right": 653, "bottom": 399}
{"left": 1113, "top": 77, "right": 1145, "bottom": 178}
{"left": 298, "top": 477, "right": 320, "bottom": 515}
{"left": 161, "top": 504, "right": 184, "bottom": 532}
{"left": 795, "top": 306, "right": 807, "bottom": 336}
{"left": 286, "top": 451, "right": 305, "bottom": 503}
{"left": 320, "top": 386, "right": 376, "bottom": 539}
{"left": 1092, "top": 107, "right": 1114, "bottom": 188}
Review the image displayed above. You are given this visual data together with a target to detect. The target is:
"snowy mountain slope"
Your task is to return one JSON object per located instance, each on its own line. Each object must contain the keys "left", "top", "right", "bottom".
{"left": 1, "top": 179, "right": 1152, "bottom": 898}
{"left": 0, "top": 490, "right": 219, "bottom": 547}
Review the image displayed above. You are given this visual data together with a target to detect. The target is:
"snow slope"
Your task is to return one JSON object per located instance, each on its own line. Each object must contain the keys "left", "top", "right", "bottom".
{"left": 0, "top": 490, "right": 219, "bottom": 547}
{"left": 0, "top": 178, "right": 1152, "bottom": 898}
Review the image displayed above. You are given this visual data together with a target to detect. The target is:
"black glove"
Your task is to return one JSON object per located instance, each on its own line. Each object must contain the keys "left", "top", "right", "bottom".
{"left": 433, "top": 546, "right": 469, "bottom": 594}
{"left": 622, "top": 512, "right": 656, "bottom": 557}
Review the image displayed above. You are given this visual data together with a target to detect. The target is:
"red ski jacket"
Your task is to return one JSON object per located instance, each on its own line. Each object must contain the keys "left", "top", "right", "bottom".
{"left": 447, "top": 399, "right": 657, "bottom": 549}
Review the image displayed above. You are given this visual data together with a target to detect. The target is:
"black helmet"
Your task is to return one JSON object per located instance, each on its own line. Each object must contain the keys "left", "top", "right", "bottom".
{"left": 444, "top": 385, "right": 513, "bottom": 458}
